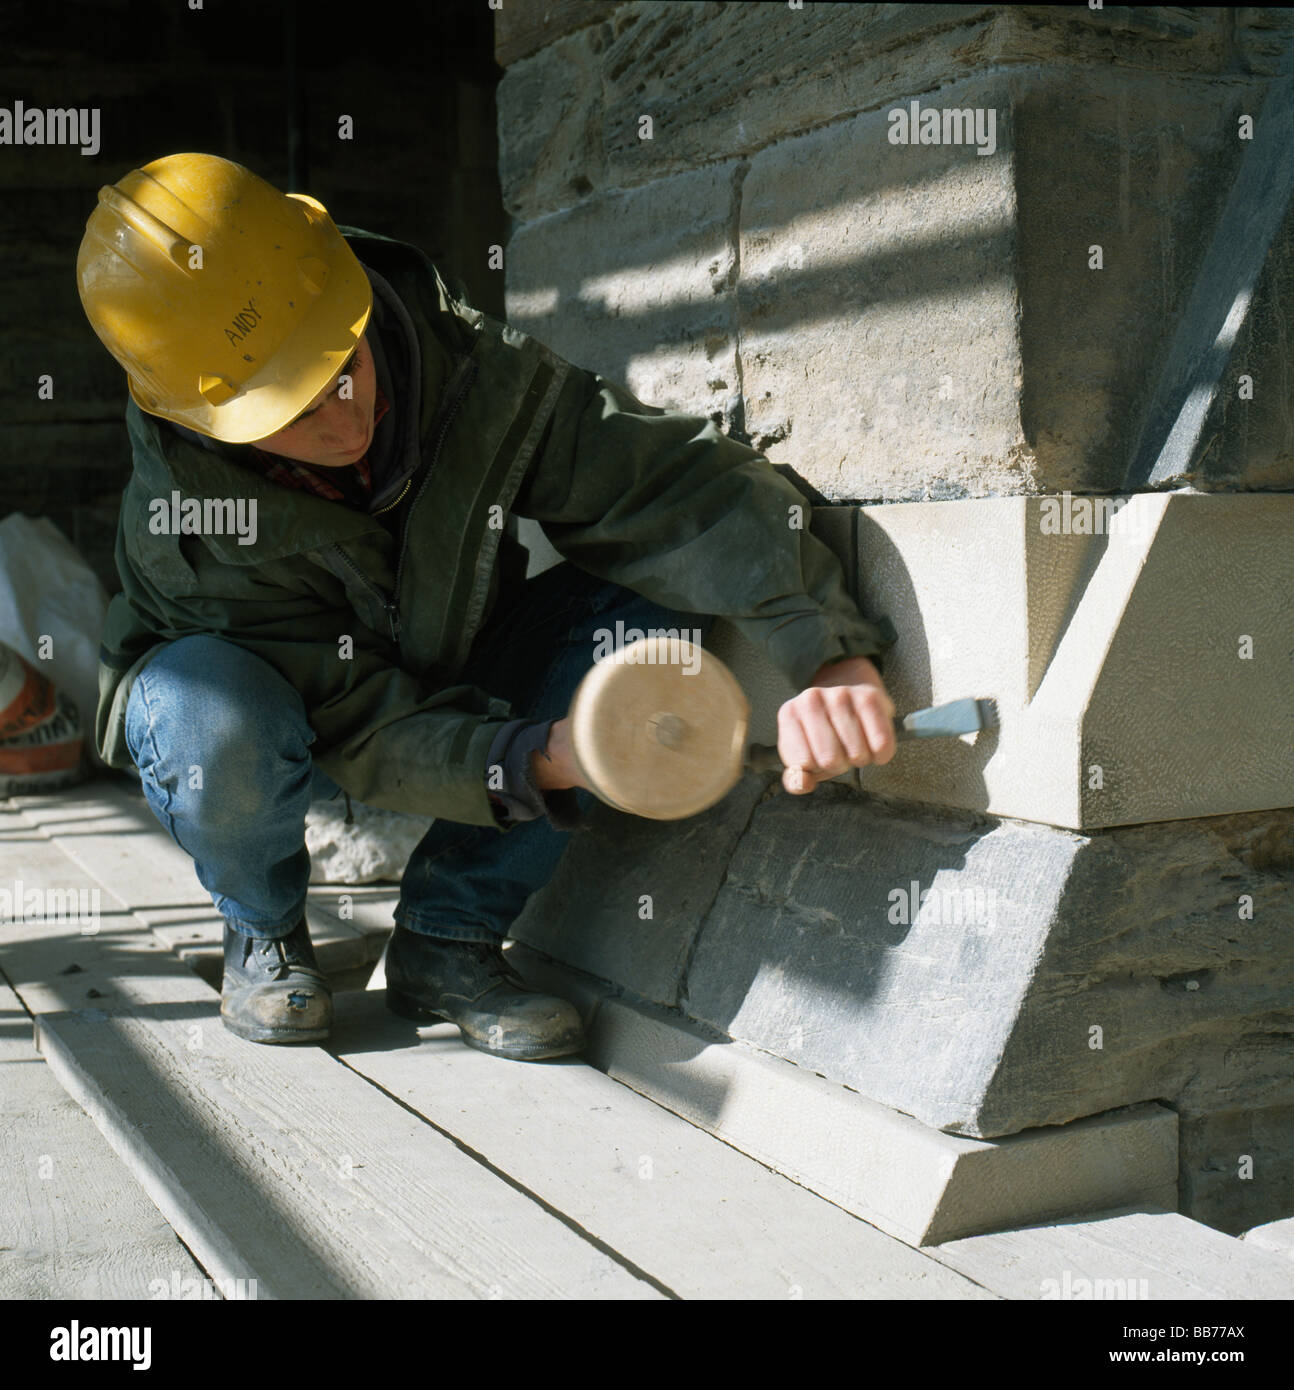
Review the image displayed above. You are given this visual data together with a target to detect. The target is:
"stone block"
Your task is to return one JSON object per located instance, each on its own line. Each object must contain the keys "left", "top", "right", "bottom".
{"left": 716, "top": 495, "right": 1292, "bottom": 830}
{"left": 666, "top": 781, "right": 1294, "bottom": 1236}
{"left": 500, "top": 959, "right": 1181, "bottom": 1247}
{"left": 504, "top": 159, "right": 743, "bottom": 418}
{"left": 1235, "top": 6, "right": 1294, "bottom": 74}
{"left": 510, "top": 771, "right": 767, "bottom": 1007}
{"left": 682, "top": 787, "right": 1068, "bottom": 1132}
{"left": 738, "top": 72, "right": 1024, "bottom": 496}
{"left": 502, "top": 37, "right": 1291, "bottom": 497}
{"left": 738, "top": 67, "right": 1282, "bottom": 498}
{"left": 492, "top": 0, "right": 1294, "bottom": 1247}
{"left": 498, "top": 4, "right": 1234, "bottom": 222}
{"left": 1179, "top": 1103, "right": 1294, "bottom": 1238}
{"left": 305, "top": 795, "right": 427, "bottom": 885}
{"left": 493, "top": 0, "right": 621, "bottom": 70}
{"left": 508, "top": 491, "right": 1293, "bottom": 1230}
{"left": 942, "top": 495, "right": 1279, "bottom": 824}
{"left": 756, "top": 493, "right": 1294, "bottom": 830}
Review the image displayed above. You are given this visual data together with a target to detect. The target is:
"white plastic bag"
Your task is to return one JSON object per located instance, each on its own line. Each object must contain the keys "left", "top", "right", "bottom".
{"left": 0, "top": 514, "right": 110, "bottom": 768}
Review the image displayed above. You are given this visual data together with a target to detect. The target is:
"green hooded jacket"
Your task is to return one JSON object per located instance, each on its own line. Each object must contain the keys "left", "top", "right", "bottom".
{"left": 95, "top": 225, "right": 898, "bottom": 827}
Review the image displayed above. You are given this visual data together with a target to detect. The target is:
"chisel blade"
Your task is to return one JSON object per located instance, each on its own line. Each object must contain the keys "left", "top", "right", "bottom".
{"left": 894, "top": 696, "right": 998, "bottom": 741}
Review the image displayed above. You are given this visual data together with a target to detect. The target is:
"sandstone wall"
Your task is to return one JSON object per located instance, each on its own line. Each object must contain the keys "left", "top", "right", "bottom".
{"left": 496, "top": 3, "right": 1294, "bottom": 1235}
{"left": 497, "top": 2, "right": 1294, "bottom": 497}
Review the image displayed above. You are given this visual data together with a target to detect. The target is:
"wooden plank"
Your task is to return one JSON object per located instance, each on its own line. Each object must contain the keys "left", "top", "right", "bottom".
{"left": 0, "top": 797, "right": 386, "bottom": 1005}
{"left": 331, "top": 991, "right": 993, "bottom": 1300}
{"left": 0, "top": 796, "right": 217, "bottom": 1044}
{"left": 3, "top": 896, "right": 656, "bottom": 1299}
{"left": 0, "top": 802, "right": 50, "bottom": 841}
{"left": 0, "top": 835, "right": 210, "bottom": 1015}
{"left": 11, "top": 781, "right": 386, "bottom": 974}
{"left": 927, "top": 1207, "right": 1294, "bottom": 1300}
{"left": 1244, "top": 1217, "right": 1294, "bottom": 1261}
{"left": 1, "top": 808, "right": 658, "bottom": 1300}
{"left": 0, "top": 832, "right": 167, "bottom": 1014}
{"left": 16, "top": 781, "right": 238, "bottom": 909}
{"left": 34, "top": 997, "right": 660, "bottom": 1301}
{"left": 141, "top": 892, "right": 390, "bottom": 978}
{"left": 0, "top": 979, "right": 209, "bottom": 1299}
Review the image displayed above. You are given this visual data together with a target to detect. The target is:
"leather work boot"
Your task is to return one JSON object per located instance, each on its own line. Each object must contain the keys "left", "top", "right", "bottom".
{"left": 220, "top": 916, "right": 333, "bottom": 1044}
{"left": 384, "top": 925, "right": 585, "bottom": 1060}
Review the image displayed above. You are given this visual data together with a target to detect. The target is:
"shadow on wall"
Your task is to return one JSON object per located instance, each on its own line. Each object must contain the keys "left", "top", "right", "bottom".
{"left": 507, "top": 217, "right": 1016, "bottom": 422}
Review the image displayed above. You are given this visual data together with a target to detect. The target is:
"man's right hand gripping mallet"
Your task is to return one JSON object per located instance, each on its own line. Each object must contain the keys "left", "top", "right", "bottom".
{"left": 565, "top": 636, "right": 999, "bottom": 821}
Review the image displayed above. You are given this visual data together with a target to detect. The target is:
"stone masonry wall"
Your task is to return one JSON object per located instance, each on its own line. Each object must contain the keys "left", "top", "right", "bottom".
{"left": 496, "top": 3, "right": 1294, "bottom": 1233}
{"left": 497, "top": 3, "right": 1294, "bottom": 498}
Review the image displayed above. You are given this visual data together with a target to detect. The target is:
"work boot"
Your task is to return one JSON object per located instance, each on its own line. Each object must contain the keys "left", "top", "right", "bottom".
{"left": 220, "top": 916, "right": 332, "bottom": 1044}
{"left": 384, "top": 925, "right": 585, "bottom": 1060}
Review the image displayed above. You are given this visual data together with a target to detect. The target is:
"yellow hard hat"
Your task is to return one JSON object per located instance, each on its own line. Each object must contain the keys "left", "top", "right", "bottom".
{"left": 76, "top": 152, "right": 372, "bottom": 443}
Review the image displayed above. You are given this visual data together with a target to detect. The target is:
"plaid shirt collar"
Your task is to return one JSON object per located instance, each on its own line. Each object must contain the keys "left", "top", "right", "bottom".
{"left": 247, "top": 385, "right": 391, "bottom": 502}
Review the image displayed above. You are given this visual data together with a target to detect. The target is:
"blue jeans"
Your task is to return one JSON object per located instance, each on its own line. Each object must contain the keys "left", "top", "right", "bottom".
{"left": 124, "top": 561, "right": 714, "bottom": 944}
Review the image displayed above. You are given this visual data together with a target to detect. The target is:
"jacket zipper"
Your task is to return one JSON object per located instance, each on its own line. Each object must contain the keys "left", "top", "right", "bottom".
{"left": 394, "top": 355, "right": 480, "bottom": 606}
{"left": 329, "top": 353, "right": 480, "bottom": 645}
{"left": 371, "top": 476, "right": 411, "bottom": 516}
{"left": 331, "top": 543, "right": 402, "bottom": 643}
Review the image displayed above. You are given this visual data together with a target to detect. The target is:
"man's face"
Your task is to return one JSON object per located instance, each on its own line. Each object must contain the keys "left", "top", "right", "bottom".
{"left": 251, "top": 333, "right": 377, "bottom": 467}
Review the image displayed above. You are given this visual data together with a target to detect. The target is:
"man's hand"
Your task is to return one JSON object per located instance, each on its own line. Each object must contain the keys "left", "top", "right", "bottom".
{"left": 535, "top": 654, "right": 896, "bottom": 798}
{"left": 776, "top": 655, "right": 896, "bottom": 795}
{"left": 529, "top": 717, "right": 586, "bottom": 792}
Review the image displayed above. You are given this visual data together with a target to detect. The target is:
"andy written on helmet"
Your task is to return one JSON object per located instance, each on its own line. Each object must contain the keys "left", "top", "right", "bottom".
{"left": 76, "top": 152, "right": 372, "bottom": 444}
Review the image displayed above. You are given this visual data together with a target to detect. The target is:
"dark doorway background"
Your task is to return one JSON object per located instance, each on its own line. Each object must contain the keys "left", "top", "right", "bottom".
{"left": 0, "top": 0, "right": 507, "bottom": 593}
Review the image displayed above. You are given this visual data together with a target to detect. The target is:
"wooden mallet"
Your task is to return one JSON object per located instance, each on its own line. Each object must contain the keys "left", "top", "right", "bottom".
{"left": 567, "top": 635, "right": 998, "bottom": 820}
